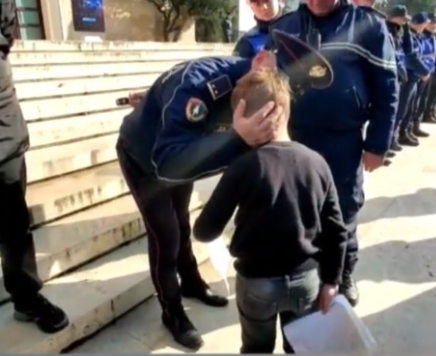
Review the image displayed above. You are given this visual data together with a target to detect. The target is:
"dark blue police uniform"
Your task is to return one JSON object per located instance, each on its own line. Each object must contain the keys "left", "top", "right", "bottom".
{"left": 116, "top": 31, "right": 332, "bottom": 349}
{"left": 414, "top": 24, "right": 436, "bottom": 126}
{"left": 233, "top": 18, "right": 274, "bottom": 58}
{"left": 424, "top": 13, "right": 436, "bottom": 123}
{"left": 266, "top": 0, "right": 399, "bottom": 306}
{"left": 399, "top": 13, "right": 431, "bottom": 140}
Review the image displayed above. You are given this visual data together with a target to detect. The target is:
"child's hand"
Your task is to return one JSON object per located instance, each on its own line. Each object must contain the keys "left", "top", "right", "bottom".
{"left": 318, "top": 284, "right": 338, "bottom": 314}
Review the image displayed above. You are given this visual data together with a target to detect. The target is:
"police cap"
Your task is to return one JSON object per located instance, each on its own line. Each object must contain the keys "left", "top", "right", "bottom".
{"left": 411, "top": 12, "right": 429, "bottom": 25}
{"left": 387, "top": 5, "right": 411, "bottom": 21}
{"left": 271, "top": 29, "right": 333, "bottom": 90}
{"left": 427, "top": 13, "right": 436, "bottom": 23}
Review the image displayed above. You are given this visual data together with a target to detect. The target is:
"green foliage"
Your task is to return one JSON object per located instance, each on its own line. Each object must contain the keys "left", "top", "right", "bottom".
{"left": 146, "top": 0, "right": 237, "bottom": 41}
{"left": 383, "top": 0, "right": 435, "bottom": 13}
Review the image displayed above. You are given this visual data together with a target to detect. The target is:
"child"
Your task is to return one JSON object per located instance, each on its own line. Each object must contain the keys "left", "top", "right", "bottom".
{"left": 193, "top": 67, "right": 348, "bottom": 354}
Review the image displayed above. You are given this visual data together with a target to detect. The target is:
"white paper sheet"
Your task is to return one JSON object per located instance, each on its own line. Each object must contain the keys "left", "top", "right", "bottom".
{"left": 283, "top": 295, "right": 377, "bottom": 355}
{"left": 206, "top": 236, "right": 232, "bottom": 296}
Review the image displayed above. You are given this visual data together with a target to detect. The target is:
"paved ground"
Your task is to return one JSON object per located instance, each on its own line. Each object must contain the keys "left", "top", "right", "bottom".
{"left": 71, "top": 124, "right": 436, "bottom": 354}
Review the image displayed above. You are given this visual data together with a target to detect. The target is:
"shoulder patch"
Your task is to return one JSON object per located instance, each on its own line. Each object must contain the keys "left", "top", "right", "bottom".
{"left": 185, "top": 98, "right": 208, "bottom": 122}
{"left": 207, "top": 75, "right": 233, "bottom": 101}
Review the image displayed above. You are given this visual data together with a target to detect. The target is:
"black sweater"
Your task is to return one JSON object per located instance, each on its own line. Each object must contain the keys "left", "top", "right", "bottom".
{"left": 193, "top": 141, "right": 347, "bottom": 284}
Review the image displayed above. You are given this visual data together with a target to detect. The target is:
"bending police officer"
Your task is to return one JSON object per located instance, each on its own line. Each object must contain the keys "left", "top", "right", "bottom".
{"left": 116, "top": 33, "right": 328, "bottom": 350}
{"left": 267, "top": 0, "right": 399, "bottom": 307}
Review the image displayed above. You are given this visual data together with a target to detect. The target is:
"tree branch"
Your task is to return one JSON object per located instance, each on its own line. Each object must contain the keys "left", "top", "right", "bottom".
{"left": 146, "top": 0, "right": 165, "bottom": 14}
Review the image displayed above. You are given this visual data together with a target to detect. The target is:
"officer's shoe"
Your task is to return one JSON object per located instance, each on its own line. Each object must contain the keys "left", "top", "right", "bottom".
{"left": 13, "top": 293, "right": 69, "bottom": 334}
{"left": 339, "top": 273, "right": 359, "bottom": 307}
{"left": 181, "top": 285, "right": 229, "bottom": 307}
{"left": 162, "top": 311, "right": 204, "bottom": 350}
{"left": 412, "top": 123, "right": 430, "bottom": 138}
{"left": 398, "top": 132, "right": 419, "bottom": 146}
{"left": 422, "top": 115, "right": 436, "bottom": 123}
{"left": 390, "top": 140, "right": 402, "bottom": 152}
{"left": 386, "top": 151, "right": 395, "bottom": 159}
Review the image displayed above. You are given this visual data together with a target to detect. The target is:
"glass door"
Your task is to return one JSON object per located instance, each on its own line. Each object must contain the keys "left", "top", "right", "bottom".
{"left": 14, "top": 0, "right": 45, "bottom": 39}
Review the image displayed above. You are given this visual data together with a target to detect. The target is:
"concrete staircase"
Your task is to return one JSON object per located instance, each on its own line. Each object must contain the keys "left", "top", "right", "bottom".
{"left": 0, "top": 40, "right": 232, "bottom": 354}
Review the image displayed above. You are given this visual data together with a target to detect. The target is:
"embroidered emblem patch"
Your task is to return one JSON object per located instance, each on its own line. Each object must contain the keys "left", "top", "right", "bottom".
{"left": 186, "top": 98, "right": 208, "bottom": 122}
{"left": 309, "top": 65, "right": 327, "bottom": 78}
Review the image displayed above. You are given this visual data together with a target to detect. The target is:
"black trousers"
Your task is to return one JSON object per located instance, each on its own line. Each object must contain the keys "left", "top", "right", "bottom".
{"left": 116, "top": 139, "right": 203, "bottom": 315}
{"left": 424, "top": 73, "right": 436, "bottom": 120}
{"left": 0, "top": 155, "right": 42, "bottom": 301}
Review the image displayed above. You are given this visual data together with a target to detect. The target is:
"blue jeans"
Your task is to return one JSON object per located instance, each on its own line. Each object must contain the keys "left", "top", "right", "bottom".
{"left": 236, "top": 269, "right": 321, "bottom": 354}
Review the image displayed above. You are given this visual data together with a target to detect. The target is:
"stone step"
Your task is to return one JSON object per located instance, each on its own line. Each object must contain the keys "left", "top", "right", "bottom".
{"left": 27, "top": 161, "right": 128, "bottom": 226}
{"left": 0, "top": 224, "right": 235, "bottom": 353}
{"left": 0, "top": 175, "right": 219, "bottom": 303}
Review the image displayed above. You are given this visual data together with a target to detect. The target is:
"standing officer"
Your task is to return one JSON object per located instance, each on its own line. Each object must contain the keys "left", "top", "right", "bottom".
{"left": 267, "top": 0, "right": 399, "bottom": 307}
{"left": 116, "top": 33, "right": 327, "bottom": 350}
{"left": 386, "top": 6, "right": 415, "bottom": 149}
{"left": 398, "top": 12, "right": 431, "bottom": 145}
{"left": 0, "top": 0, "right": 69, "bottom": 333}
{"left": 411, "top": 12, "right": 435, "bottom": 137}
{"left": 233, "top": 0, "right": 285, "bottom": 58}
{"left": 422, "top": 13, "right": 436, "bottom": 124}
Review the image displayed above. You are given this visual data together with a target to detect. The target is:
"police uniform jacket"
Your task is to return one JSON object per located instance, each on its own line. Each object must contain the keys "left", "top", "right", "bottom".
{"left": 267, "top": 2, "right": 399, "bottom": 157}
{"left": 0, "top": 0, "right": 29, "bottom": 167}
{"left": 386, "top": 22, "right": 408, "bottom": 83}
{"left": 119, "top": 57, "right": 252, "bottom": 185}
{"left": 406, "top": 29, "right": 431, "bottom": 80}
{"left": 233, "top": 18, "right": 273, "bottom": 58}
{"left": 421, "top": 30, "right": 436, "bottom": 73}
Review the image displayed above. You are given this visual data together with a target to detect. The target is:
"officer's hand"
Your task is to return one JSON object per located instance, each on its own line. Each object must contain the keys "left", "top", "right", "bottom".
{"left": 318, "top": 284, "right": 338, "bottom": 314}
{"left": 422, "top": 74, "right": 431, "bottom": 82}
{"left": 363, "top": 151, "right": 385, "bottom": 172}
{"left": 128, "top": 92, "right": 146, "bottom": 108}
{"left": 233, "top": 100, "right": 280, "bottom": 146}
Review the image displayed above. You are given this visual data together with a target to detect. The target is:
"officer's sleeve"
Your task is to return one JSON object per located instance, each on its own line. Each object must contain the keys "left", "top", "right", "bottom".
{"left": 363, "top": 18, "right": 399, "bottom": 156}
{"left": 233, "top": 36, "right": 255, "bottom": 58}
{"left": 406, "top": 36, "right": 430, "bottom": 77}
{"left": 151, "top": 79, "right": 249, "bottom": 184}
{"left": 402, "top": 25, "right": 413, "bottom": 54}
{"left": 0, "top": 0, "right": 17, "bottom": 52}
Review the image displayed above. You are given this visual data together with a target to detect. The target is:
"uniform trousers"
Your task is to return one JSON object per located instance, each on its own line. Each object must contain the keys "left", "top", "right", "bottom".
{"left": 0, "top": 155, "right": 42, "bottom": 302}
{"left": 116, "top": 139, "right": 204, "bottom": 315}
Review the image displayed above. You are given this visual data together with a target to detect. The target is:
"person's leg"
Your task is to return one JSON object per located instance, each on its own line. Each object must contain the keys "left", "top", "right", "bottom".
{"left": 116, "top": 141, "right": 203, "bottom": 350}
{"left": 338, "top": 169, "right": 365, "bottom": 307}
{"left": 0, "top": 155, "right": 68, "bottom": 333}
{"left": 399, "top": 82, "right": 419, "bottom": 146}
{"left": 236, "top": 274, "right": 284, "bottom": 353}
{"left": 279, "top": 269, "right": 321, "bottom": 354}
{"left": 173, "top": 184, "right": 228, "bottom": 307}
{"left": 412, "top": 81, "right": 430, "bottom": 137}
{"left": 423, "top": 74, "right": 436, "bottom": 123}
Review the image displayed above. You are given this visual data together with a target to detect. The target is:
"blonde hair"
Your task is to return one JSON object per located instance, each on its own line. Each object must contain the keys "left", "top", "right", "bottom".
{"left": 231, "top": 69, "right": 291, "bottom": 124}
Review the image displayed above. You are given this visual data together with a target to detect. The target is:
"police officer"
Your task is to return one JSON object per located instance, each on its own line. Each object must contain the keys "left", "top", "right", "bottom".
{"left": 422, "top": 13, "right": 436, "bottom": 124}
{"left": 116, "top": 33, "right": 329, "bottom": 350}
{"left": 267, "top": 0, "right": 399, "bottom": 307}
{"left": 0, "top": 0, "right": 69, "bottom": 333}
{"left": 386, "top": 6, "right": 414, "bottom": 150}
{"left": 233, "top": 0, "right": 285, "bottom": 58}
{"left": 398, "top": 12, "right": 431, "bottom": 145}
{"left": 411, "top": 12, "right": 435, "bottom": 137}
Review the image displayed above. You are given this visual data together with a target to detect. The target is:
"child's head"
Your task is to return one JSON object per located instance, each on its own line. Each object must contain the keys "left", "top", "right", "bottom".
{"left": 231, "top": 67, "right": 291, "bottom": 139}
